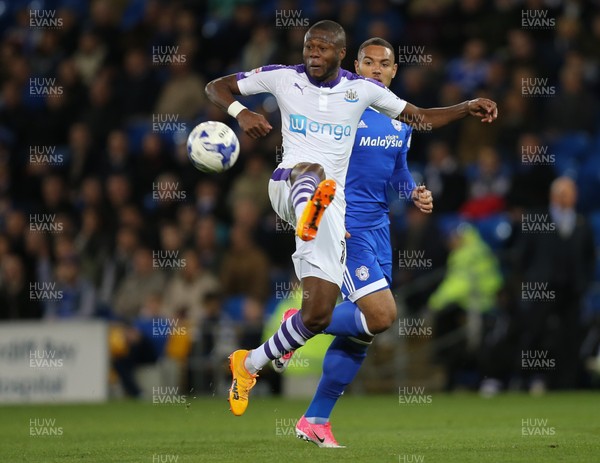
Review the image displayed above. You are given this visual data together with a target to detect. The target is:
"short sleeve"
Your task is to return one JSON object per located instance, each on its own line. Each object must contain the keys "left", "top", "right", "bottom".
{"left": 364, "top": 80, "right": 407, "bottom": 119}
{"left": 236, "top": 65, "right": 289, "bottom": 96}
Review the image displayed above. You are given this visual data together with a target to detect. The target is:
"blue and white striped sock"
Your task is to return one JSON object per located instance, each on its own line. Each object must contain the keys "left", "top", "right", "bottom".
{"left": 245, "top": 311, "right": 315, "bottom": 373}
{"left": 290, "top": 172, "right": 320, "bottom": 221}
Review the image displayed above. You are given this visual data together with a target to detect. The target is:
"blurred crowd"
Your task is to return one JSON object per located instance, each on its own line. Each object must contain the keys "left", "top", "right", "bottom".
{"left": 0, "top": 0, "right": 599, "bottom": 395}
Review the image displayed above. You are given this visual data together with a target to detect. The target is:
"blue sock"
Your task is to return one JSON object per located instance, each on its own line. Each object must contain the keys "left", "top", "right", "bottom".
{"left": 305, "top": 336, "right": 369, "bottom": 423}
{"left": 324, "top": 300, "right": 372, "bottom": 337}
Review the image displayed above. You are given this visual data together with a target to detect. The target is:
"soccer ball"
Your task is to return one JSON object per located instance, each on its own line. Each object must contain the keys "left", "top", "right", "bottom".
{"left": 187, "top": 121, "right": 240, "bottom": 173}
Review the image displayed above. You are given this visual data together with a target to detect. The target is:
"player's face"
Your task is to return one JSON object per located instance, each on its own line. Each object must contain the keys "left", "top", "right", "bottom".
{"left": 355, "top": 45, "right": 397, "bottom": 88}
{"left": 303, "top": 31, "right": 345, "bottom": 83}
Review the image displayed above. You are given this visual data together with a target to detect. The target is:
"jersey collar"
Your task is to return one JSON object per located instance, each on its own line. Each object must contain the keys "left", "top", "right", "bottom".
{"left": 302, "top": 65, "right": 344, "bottom": 88}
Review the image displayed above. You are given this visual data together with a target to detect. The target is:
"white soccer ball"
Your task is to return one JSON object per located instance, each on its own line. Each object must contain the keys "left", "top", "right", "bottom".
{"left": 187, "top": 121, "right": 240, "bottom": 173}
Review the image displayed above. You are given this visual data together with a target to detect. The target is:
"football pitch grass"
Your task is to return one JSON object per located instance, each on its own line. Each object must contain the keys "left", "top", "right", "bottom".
{"left": 2, "top": 392, "right": 598, "bottom": 463}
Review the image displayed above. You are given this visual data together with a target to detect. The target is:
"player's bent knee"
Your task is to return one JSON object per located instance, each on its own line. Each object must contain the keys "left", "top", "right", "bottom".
{"left": 292, "top": 163, "right": 325, "bottom": 182}
{"left": 364, "top": 304, "right": 397, "bottom": 334}
{"left": 301, "top": 311, "right": 332, "bottom": 333}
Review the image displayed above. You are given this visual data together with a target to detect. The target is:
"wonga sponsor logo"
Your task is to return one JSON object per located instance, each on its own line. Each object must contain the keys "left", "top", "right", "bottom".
{"left": 289, "top": 114, "right": 351, "bottom": 141}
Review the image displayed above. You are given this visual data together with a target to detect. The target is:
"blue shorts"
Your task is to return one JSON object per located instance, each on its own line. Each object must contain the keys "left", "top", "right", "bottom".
{"left": 341, "top": 225, "right": 392, "bottom": 302}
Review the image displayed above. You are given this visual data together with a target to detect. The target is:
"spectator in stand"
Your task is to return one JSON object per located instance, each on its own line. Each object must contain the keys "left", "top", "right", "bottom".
{"left": 0, "top": 254, "right": 42, "bottom": 320}
{"left": 428, "top": 223, "right": 503, "bottom": 390}
{"left": 81, "top": 74, "right": 120, "bottom": 149}
{"left": 447, "top": 38, "right": 489, "bottom": 97}
{"left": 506, "top": 132, "right": 556, "bottom": 212}
{"left": 76, "top": 177, "right": 106, "bottom": 215}
{"left": 4, "top": 209, "right": 27, "bottom": 255}
{"left": 99, "top": 226, "right": 139, "bottom": 305}
{"left": 113, "top": 247, "right": 167, "bottom": 322}
{"left": 163, "top": 249, "right": 219, "bottom": 332}
{"left": 219, "top": 224, "right": 270, "bottom": 305}
{"left": 227, "top": 154, "right": 272, "bottom": 216}
{"left": 394, "top": 206, "right": 448, "bottom": 314}
{"left": 64, "top": 122, "right": 99, "bottom": 189}
{"left": 40, "top": 174, "right": 74, "bottom": 218}
{"left": 74, "top": 207, "right": 110, "bottom": 288}
{"left": 118, "top": 48, "right": 160, "bottom": 118}
{"left": 176, "top": 204, "right": 198, "bottom": 248}
{"left": 545, "top": 66, "right": 598, "bottom": 135}
{"left": 134, "top": 133, "right": 174, "bottom": 199}
{"left": 112, "top": 292, "right": 169, "bottom": 397}
{"left": 468, "top": 146, "right": 510, "bottom": 200}
{"left": 44, "top": 254, "right": 96, "bottom": 320}
{"left": 514, "top": 177, "right": 595, "bottom": 391}
{"left": 461, "top": 146, "right": 510, "bottom": 219}
{"left": 23, "top": 230, "right": 53, "bottom": 287}
{"left": 105, "top": 173, "right": 133, "bottom": 212}
{"left": 423, "top": 141, "right": 468, "bottom": 213}
{"left": 72, "top": 28, "right": 107, "bottom": 86}
{"left": 102, "top": 129, "right": 135, "bottom": 179}
{"left": 153, "top": 60, "right": 206, "bottom": 121}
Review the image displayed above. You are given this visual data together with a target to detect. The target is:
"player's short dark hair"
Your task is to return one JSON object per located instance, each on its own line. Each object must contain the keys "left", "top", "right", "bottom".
{"left": 307, "top": 20, "right": 346, "bottom": 48}
{"left": 358, "top": 38, "right": 395, "bottom": 63}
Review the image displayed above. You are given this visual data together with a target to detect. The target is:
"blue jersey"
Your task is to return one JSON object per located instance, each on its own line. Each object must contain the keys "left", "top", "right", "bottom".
{"left": 344, "top": 107, "right": 415, "bottom": 232}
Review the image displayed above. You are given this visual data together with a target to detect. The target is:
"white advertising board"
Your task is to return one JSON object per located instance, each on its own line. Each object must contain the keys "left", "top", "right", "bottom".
{"left": 0, "top": 321, "right": 108, "bottom": 403}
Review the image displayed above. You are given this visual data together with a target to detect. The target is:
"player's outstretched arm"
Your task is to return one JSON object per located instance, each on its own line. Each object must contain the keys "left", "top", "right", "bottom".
{"left": 205, "top": 75, "right": 272, "bottom": 139}
{"left": 400, "top": 98, "right": 498, "bottom": 130}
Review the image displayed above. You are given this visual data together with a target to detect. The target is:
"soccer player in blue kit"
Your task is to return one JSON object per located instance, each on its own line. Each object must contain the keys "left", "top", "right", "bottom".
{"left": 275, "top": 38, "right": 434, "bottom": 447}
{"left": 206, "top": 20, "right": 497, "bottom": 426}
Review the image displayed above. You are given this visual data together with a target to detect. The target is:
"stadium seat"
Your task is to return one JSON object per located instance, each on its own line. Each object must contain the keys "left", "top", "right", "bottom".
{"left": 222, "top": 295, "right": 246, "bottom": 321}
{"left": 125, "top": 120, "right": 152, "bottom": 155}
{"left": 471, "top": 213, "right": 512, "bottom": 250}
{"left": 550, "top": 132, "right": 591, "bottom": 177}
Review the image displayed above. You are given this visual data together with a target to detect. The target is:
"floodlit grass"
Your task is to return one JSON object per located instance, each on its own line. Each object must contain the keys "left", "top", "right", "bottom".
{"left": 2, "top": 392, "right": 599, "bottom": 462}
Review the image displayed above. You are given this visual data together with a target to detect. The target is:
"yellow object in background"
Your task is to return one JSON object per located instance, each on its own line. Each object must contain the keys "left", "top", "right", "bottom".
{"left": 263, "top": 289, "right": 333, "bottom": 376}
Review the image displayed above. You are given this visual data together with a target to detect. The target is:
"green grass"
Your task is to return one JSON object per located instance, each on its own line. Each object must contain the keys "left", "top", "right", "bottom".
{"left": 2, "top": 393, "right": 599, "bottom": 462}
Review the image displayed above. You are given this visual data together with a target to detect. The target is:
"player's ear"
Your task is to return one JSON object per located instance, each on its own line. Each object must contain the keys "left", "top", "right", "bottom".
{"left": 391, "top": 63, "right": 398, "bottom": 79}
{"left": 354, "top": 59, "right": 359, "bottom": 74}
{"left": 339, "top": 47, "right": 346, "bottom": 61}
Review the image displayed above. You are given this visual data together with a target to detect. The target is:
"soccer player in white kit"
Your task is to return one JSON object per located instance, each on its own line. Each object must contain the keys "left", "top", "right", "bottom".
{"left": 205, "top": 20, "right": 498, "bottom": 417}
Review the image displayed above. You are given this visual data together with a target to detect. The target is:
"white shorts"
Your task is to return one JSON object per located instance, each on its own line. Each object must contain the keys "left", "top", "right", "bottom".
{"left": 269, "top": 168, "right": 346, "bottom": 288}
